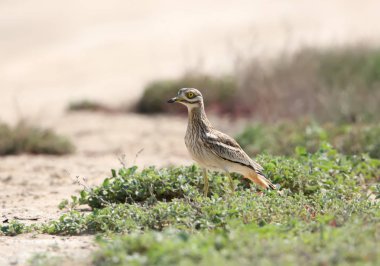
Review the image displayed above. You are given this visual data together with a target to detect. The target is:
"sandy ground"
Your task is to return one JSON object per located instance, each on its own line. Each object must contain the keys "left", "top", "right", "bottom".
{"left": 0, "top": 112, "right": 242, "bottom": 265}
{"left": 1, "top": 0, "right": 380, "bottom": 265}
{"left": 0, "top": 113, "right": 189, "bottom": 265}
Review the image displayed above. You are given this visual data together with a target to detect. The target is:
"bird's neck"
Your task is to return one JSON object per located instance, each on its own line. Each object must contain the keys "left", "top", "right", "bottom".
{"left": 187, "top": 103, "right": 212, "bottom": 131}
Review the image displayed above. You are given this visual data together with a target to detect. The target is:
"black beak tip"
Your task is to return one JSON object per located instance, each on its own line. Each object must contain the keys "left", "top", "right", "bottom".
{"left": 167, "top": 98, "right": 176, "bottom": 103}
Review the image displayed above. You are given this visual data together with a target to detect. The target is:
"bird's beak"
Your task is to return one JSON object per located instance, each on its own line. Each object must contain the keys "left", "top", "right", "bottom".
{"left": 167, "top": 97, "right": 178, "bottom": 103}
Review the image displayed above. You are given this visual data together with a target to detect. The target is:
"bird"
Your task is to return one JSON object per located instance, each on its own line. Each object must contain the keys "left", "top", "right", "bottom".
{"left": 168, "top": 88, "right": 276, "bottom": 196}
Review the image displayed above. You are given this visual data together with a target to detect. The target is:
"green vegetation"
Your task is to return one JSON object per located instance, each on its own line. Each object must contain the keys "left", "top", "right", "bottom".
{"left": 67, "top": 99, "right": 124, "bottom": 113}
{"left": 4, "top": 147, "right": 379, "bottom": 264}
{"left": 236, "top": 121, "right": 380, "bottom": 158}
{"left": 2, "top": 145, "right": 379, "bottom": 265}
{"left": 28, "top": 254, "right": 62, "bottom": 266}
{"left": 68, "top": 100, "right": 108, "bottom": 112}
{"left": 38, "top": 144, "right": 379, "bottom": 236}
{"left": 138, "top": 45, "right": 380, "bottom": 122}
{"left": 0, "top": 121, "right": 74, "bottom": 155}
{"left": 94, "top": 217, "right": 379, "bottom": 266}
{"left": 0, "top": 220, "right": 28, "bottom": 236}
{"left": 136, "top": 74, "right": 236, "bottom": 114}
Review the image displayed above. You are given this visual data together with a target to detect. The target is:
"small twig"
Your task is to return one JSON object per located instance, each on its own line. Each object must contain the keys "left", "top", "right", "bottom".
{"left": 74, "top": 176, "right": 91, "bottom": 191}
{"left": 13, "top": 216, "right": 39, "bottom": 221}
{"left": 133, "top": 148, "right": 144, "bottom": 165}
{"left": 118, "top": 154, "right": 127, "bottom": 168}
{"left": 74, "top": 176, "right": 112, "bottom": 206}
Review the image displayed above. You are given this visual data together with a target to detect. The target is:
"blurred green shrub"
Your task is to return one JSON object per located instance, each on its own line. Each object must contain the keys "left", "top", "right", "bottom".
{"left": 28, "top": 254, "right": 61, "bottom": 266}
{"left": 136, "top": 74, "right": 237, "bottom": 114}
{"left": 236, "top": 121, "right": 380, "bottom": 158}
{"left": 137, "top": 45, "right": 380, "bottom": 122}
{"left": 0, "top": 121, "right": 74, "bottom": 155}
{"left": 67, "top": 100, "right": 107, "bottom": 112}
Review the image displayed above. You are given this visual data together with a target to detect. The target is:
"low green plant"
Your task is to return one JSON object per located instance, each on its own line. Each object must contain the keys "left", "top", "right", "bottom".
{"left": 0, "top": 220, "right": 28, "bottom": 236}
{"left": 79, "top": 144, "right": 379, "bottom": 207}
{"left": 37, "top": 144, "right": 379, "bottom": 236}
{"left": 28, "top": 253, "right": 62, "bottom": 266}
{"left": 93, "top": 215, "right": 380, "bottom": 266}
{"left": 236, "top": 121, "right": 380, "bottom": 158}
{"left": 4, "top": 144, "right": 378, "bottom": 265}
{"left": 0, "top": 121, "right": 74, "bottom": 155}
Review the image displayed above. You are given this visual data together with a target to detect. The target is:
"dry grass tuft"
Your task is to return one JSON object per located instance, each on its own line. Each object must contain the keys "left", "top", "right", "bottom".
{"left": 0, "top": 121, "right": 74, "bottom": 155}
{"left": 237, "top": 45, "right": 380, "bottom": 122}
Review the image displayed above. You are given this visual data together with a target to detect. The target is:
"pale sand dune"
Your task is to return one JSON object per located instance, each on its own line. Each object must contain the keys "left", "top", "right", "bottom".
{"left": 1, "top": 1, "right": 380, "bottom": 264}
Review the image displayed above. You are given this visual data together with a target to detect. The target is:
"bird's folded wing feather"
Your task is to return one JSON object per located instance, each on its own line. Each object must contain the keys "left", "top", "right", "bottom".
{"left": 204, "top": 131, "right": 263, "bottom": 171}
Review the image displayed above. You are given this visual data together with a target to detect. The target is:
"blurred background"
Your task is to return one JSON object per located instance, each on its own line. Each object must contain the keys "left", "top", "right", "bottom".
{"left": 1, "top": 0, "right": 380, "bottom": 121}
{"left": 1, "top": 0, "right": 380, "bottom": 163}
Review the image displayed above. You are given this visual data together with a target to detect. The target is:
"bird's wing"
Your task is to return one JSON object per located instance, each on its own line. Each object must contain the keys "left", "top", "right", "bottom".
{"left": 204, "top": 130, "right": 263, "bottom": 172}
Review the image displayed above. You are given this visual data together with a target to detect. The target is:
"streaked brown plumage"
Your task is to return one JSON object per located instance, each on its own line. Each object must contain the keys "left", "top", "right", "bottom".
{"left": 168, "top": 88, "right": 275, "bottom": 195}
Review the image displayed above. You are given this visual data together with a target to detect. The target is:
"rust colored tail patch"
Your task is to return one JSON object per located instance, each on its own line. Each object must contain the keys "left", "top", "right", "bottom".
{"left": 246, "top": 171, "right": 276, "bottom": 190}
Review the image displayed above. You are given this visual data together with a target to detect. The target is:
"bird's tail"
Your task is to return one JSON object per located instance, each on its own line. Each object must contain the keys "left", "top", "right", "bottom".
{"left": 247, "top": 170, "right": 276, "bottom": 190}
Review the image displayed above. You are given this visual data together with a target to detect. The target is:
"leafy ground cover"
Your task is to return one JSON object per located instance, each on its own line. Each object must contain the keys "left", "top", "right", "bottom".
{"left": 236, "top": 121, "right": 380, "bottom": 158}
{"left": 93, "top": 217, "right": 379, "bottom": 266}
{"left": 1, "top": 145, "right": 379, "bottom": 265}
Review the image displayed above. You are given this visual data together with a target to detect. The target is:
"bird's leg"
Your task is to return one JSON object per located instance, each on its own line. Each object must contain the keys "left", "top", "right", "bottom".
{"left": 225, "top": 171, "right": 235, "bottom": 194}
{"left": 202, "top": 168, "right": 209, "bottom": 197}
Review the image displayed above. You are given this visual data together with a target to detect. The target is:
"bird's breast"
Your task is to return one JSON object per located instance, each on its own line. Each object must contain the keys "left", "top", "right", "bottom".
{"left": 185, "top": 129, "right": 219, "bottom": 169}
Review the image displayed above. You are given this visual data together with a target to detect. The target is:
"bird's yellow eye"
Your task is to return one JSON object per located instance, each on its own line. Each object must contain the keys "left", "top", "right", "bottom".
{"left": 187, "top": 92, "right": 195, "bottom": 99}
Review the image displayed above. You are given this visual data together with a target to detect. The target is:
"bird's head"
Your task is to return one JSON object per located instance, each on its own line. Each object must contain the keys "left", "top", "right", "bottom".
{"left": 168, "top": 88, "right": 204, "bottom": 109}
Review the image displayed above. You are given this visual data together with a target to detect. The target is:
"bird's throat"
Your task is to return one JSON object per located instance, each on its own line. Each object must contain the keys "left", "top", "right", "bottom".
{"left": 187, "top": 104, "right": 212, "bottom": 130}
